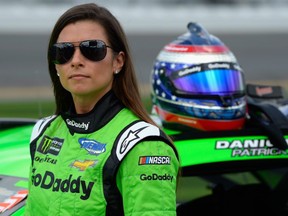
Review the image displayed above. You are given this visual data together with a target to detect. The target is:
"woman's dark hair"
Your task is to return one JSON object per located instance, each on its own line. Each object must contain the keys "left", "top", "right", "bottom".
{"left": 47, "top": 3, "right": 154, "bottom": 125}
{"left": 48, "top": 3, "right": 179, "bottom": 175}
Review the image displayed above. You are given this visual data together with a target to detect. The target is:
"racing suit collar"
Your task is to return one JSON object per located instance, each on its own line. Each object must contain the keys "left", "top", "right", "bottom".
{"left": 61, "top": 91, "right": 124, "bottom": 135}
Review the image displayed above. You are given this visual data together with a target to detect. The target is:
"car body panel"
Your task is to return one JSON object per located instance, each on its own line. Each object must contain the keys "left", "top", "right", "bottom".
{"left": 164, "top": 127, "right": 288, "bottom": 215}
{"left": 166, "top": 128, "right": 288, "bottom": 170}
{"left": 1, "top": 118, "right": 288, "bottom": 215}
{"left": 0, "top": 122, "right": 34, "bottom": 215}
{"left": 0, "top": 125, "right": 34, "bottom": 178}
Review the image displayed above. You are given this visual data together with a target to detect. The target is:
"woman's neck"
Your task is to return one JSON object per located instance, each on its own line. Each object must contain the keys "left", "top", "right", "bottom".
{"left": 72, "top": 94, "right": 100, "bottom": 114}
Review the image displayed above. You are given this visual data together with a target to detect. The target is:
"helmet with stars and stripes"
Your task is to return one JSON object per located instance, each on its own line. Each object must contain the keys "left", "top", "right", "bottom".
{"left": 151, "top": 22, "right": 247, "bottom": 131}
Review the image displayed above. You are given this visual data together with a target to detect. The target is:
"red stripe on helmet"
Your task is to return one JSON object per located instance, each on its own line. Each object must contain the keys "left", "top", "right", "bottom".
{"left": 155, "top": 105, "right": 245, "bottom": 131}
{"left": 164, "top": 44, "right": 229, "bottom": 53}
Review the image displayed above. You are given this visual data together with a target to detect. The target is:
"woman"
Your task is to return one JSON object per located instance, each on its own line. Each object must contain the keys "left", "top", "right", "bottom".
{"left": 24, "top": 3, "right": 179, "bottom": 216}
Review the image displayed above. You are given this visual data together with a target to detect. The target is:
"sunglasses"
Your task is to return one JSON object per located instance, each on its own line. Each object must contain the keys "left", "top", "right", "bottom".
{"left": 50, "top": 39, "right": 113, "bottom": 64}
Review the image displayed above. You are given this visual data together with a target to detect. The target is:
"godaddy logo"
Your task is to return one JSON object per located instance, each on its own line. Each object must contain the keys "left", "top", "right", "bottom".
{"left": 32, "top": 170, "right": 94, "bottom": 200}
{"left": 66, "top": 119, "right": 90, "bottom": 131}
{"left": 140, "top": 173, "right": 174, "bottom": 182}
{"left": 37, "top": 136, "right": 64, "bottom": 155}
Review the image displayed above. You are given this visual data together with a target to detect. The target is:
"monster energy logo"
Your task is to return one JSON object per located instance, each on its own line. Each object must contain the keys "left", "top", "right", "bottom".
{"left": 37, "top": 135, "right": 64, "bottom": 155}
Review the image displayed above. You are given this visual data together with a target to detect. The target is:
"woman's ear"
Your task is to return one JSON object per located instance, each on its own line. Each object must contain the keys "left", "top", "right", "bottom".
{"left": 113, "top": 51, "right": 125, "bottom": 73}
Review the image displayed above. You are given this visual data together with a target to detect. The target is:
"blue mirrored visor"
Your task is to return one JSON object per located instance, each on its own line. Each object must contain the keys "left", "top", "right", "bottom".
{"left": 169, "top": 62, "right": 245, "bottom": 95}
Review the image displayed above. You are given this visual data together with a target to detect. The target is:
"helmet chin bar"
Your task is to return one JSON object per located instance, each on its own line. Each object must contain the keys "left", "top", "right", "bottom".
{"left": 154, "top": 105, "right": 246, "bottom": 131}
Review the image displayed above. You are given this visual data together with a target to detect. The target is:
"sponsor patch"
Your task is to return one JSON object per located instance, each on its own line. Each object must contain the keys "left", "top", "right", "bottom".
{"left": 140, "top": 173, "right": 174, "bottom": 182}
{"left": 78, "top": 138, "right": 106, "bottom": 156}
{"left": 32, "top": 170, "right": 94, "bottom": 200}
{"left": 120, "top": 126, "right": 148, "bottom": 154}
{"left": 138, "top": 156, "right": 171, "bottom": 165}
{"left": 116, "top": 121, "right": 160, "bottom": 161}
{"left": 34, "top": 155, "right": 57, "bottom": 165}
{"left": 37, "top": 136, "right": 64, "bottom": 155}
{"left": 71, "top": 160, "right": 98, "bottom": 171}
{"left": 66, "top": 119, "right": 90, "bottom": 131}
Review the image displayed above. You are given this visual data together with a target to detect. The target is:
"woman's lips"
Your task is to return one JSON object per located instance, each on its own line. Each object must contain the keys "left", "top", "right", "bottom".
{"left": 69, "top": 74, "right": 89, "bottom": 79}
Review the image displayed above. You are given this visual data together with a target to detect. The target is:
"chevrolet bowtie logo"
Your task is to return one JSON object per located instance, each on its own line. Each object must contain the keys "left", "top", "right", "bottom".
{"left": 71, "top": 160, "right": 98, "bottom": 171}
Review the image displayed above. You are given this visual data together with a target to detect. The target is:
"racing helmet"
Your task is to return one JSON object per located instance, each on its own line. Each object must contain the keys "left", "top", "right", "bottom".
{"left": 151, "top": 22, "right": 247, "bottom": 131}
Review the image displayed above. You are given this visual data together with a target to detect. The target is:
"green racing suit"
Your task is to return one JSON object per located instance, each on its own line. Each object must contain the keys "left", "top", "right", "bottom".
{"left": 24, "top": 91, "right": 179, "bottom": 216}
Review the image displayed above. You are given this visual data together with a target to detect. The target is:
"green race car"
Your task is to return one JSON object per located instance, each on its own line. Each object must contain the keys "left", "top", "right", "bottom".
{"left": 1, "top": 92, "right": 288, "bottom": 216}
{"left": 170, "top": 127, "right": 288, "bottom": 216}
{"left": 0, "top": 119, "right": 35, "bottom": 215}
{"left": 173, "top": 86, "right": 288, "bottom": 215}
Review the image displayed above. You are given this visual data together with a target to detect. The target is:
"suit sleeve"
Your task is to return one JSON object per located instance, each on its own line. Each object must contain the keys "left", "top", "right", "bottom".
{"left": 116, "top": 140, "right": 179, "bottom": 216}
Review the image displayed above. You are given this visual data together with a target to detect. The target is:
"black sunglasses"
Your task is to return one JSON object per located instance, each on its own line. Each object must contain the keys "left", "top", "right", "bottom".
{"left": 50, "top": 39, "right": 113, "bottom": 64}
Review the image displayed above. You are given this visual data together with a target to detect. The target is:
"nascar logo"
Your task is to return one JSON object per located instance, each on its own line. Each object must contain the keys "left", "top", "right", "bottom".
{"left": 139, "top": 156, "right": 171, "bottom": 165}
